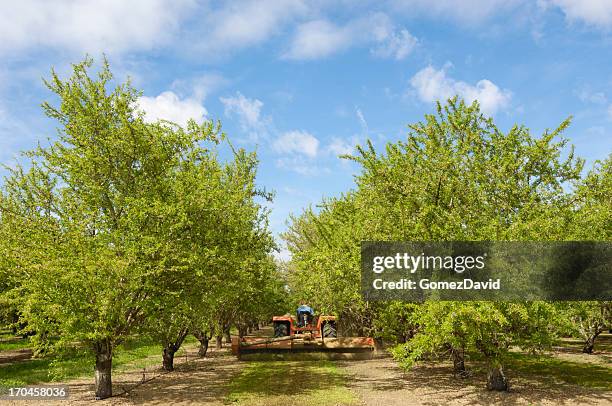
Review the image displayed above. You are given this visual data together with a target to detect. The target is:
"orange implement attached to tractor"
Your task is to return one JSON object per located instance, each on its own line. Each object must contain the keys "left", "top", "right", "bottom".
{"left": 231, "top": 308, "right": 375, "bottom": 361}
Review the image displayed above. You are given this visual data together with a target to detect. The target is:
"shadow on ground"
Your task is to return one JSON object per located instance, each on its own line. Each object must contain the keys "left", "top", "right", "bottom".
{"left": 0, "top": 348, "right": 33, "bottom": 366}
{"left": 112, "top": 349, "right": 241, "bottom": 405}
{"left": 341, "top": 354, "right": 612, "bottom": 406}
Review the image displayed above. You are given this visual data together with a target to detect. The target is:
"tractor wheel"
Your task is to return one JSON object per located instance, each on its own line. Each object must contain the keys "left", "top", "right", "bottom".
{"left": 322, "top": 322, "right": 337, "bottom": 338}
{"left": 274, "top": 323, "right": 289, "bottom": 337}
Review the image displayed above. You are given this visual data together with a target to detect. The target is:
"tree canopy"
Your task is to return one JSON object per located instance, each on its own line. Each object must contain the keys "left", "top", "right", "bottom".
{"left": 283, "top": 98, "right": 608, "bottom": 390}
{"left": 0, "top": 58, "right": 281, "bottom": 399}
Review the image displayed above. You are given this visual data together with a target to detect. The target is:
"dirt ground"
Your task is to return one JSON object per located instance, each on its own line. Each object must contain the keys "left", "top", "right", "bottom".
{"left": 1, "top": 337, "right": 610, "bottom": 405}
{"left": 1, "top": 347, "right": 243, "bottom": 406}
{"left": 342, "top": 355, "right": 612, "bottom": 406}
{"left": 0, "top": 349, "right": 32, "bottom": 366}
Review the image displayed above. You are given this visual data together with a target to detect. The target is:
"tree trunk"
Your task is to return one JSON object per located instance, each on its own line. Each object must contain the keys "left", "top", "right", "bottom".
{"left": 162, "top": 347, "right": 176, "bottom": 371}
{"left": 224, "top": 326, "right": 231, "bottom": 344}
{"left": 486, "top": 364, "right": 508, "bottom": 391}
{"left": 216, "top": 334, "right": 223, "bottom": 349}
{"left": 452, "top": 347, "right": 466, "bottom": 374}
{"left": 582, "top": 331, "right": 601, "bottom": 354}
{"left": 193, "top": 330, "right": 211, "bottom": 357}
{"left": 94, "top": 339, "right": 113, "bottom": 400}
{"left": 198, "top": 337, "right": 209, "bottom": 357}
{"left": 162, "top": 329, "right": 188, "bottom": 371}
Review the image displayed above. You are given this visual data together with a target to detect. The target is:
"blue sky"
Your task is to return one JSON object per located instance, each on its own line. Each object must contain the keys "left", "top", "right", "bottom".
{"left": 1, "top": 1, "right": 611, "bottom": 258}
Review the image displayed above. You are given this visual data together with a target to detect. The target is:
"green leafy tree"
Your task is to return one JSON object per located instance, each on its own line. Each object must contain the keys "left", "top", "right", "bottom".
{"left": 0, "top": 58, "right": 222, "bottom": 399}
{"left": 560, "top": 301, "right": 611, "bottom": 353}
{"left": 562, "top": 155, "right": 612, "bottom": 353}
{"left": 145, "top": 146, "right": 277, "bottom": 369}
{"left": 284, "top": 98, "right": 586, "bottom": 390}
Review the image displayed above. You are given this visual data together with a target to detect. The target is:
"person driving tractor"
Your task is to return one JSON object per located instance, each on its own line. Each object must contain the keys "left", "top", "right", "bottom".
{"left": 296, "top": 301, "right": 314, "bottom": 327}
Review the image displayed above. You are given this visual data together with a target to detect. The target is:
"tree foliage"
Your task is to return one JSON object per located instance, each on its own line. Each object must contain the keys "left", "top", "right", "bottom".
{"left": 283, "top": 98, "right": 605, "bottom": 391}
{"left": 0, "top": 58, "right": 280, "bottom": 399}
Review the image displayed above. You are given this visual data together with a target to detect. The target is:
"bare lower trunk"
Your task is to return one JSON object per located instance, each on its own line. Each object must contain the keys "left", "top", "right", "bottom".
{"left": 216, "top": 334, "right": 223, "bottom": 349}
{"left": 162, "top": 347, "right": 175, "bottom": 371}
{"left": 94, "top": 339, "right": 113, "bottom": 400}
{"left": 486, "top": 364, "right": 508, "bottom": 391}
{"left": 162, "top": 329, "right": 188, "bottom": 371}
{"left": 582, "top": 332, "right": 601, "bottom": 354}
{"left": 452, "top": 347, "right": 466, "bottom": 374}
{"left": 224, "top": 327, "right": 231, "bottom": 344}
{"left": 238, "top": 324, "right": 248, "bottom": 338}
{"left": 198, "top": 337, "right": 209, "bottom": 357}
{"left": 193, "top": 330, "right": 211, "bottom": 357}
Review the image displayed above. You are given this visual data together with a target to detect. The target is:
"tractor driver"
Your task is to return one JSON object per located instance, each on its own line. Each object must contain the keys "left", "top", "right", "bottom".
{"left": 296, "top": 301, "right": 314, "bottom": 327}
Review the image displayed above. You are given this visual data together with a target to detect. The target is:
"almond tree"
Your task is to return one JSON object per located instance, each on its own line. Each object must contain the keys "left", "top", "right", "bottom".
{"left": 144, "top": 146, "right": 276, "bottom": 370}
{"left": 564, "top": 156, "right": 612, "bottom": 353}
{"left": 0, "top": 58, "right": 222, "bottom": 399}
{"left": 285, "top": 98, "right": 585, "bottom": 390}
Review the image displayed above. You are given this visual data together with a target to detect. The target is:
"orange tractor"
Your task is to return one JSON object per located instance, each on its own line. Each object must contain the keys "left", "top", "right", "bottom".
{"left": 272, "top": 309, "right": 338, "bottom": 338}
{"left": 231, "top": 307, "right": 375, "bottom": 360}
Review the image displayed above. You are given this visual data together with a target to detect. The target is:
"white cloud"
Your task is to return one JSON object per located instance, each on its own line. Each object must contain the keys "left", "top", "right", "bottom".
{"left": 326, "top": 109, "right": 366, "bottom": 158}
{"left": 273, "top": 130, "right": 319, "bottom": 158}
{"left": 409, "top": 65, "right": 512, "bottom": 115}
{"left": 283, "top": 13, "right": 417, "bottom": 60}
{"left": 0, "top": 1, "right": 309, "bottom": 57}
{"left": 577, "top": 88, "right": 607, "bottom": 104}
{"left": 137, "top": 91, "right": 206, "bottom": 127}
{"left": 275, "top": 157, "right": 323, "bottom": 176}
{"left": 546, "top": 0, "right": 612, "bottom": 29}
{"left": 371, "top": 29, "right": 418, "bottom": 60}
{"left": 172, "top": 73, "right": 228, "bottom": 102}
{"left": 356, "top": 108, "right": 368, "bottom": 133}
{"left": 220, "top": 92, "right": 269, "bottom": 138}
{"left": 328, "top": 137, "right": 354, "bottom": 156}
{"left": 193, "top": 0, "right": 308, "bottom": 55}
{"left": 0, "top": 0, "right": 193, "bottom": 54}
{"left": 284, "top": 20, "right": 350, "bottom": 60}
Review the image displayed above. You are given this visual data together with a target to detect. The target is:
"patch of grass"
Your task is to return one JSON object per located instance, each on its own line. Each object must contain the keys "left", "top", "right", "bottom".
{"left": 0, "top": 328, "right": 13, "bottom": 338}
{"left": 461, "top": 349, "right": 611, "bottom": 391}
{"left": 113, "top": 335, "right": 196, "bottom": 373}
{"left": 557, "top": 333, "right": 612, "bottom": 353}
{"left": 0, "top": 327, "right": 30, "bottom": 352}
{"left": 0, "top": 336, "right": 168, "bottom": 387}
{"left": 0, "top": 337, "right": 30, "bottom": 352}
{"left": 225, "top": 360, "right": 359, "bottom": 406}
{"left": 505, "top": 352, "right": 612, "bottom": 390}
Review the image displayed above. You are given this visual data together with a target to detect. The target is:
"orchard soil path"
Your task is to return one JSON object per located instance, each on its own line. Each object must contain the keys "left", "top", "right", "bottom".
{"left": 2, "top": 333, "right": 610, "bottom": 405}
{"left": 341, "top": 354, "right": 612, "bottom": 406}
{"left": 0, "top": 348, "right": 33, "bottom": 365}
{"left": 1, "top": 346, "right": 243, "bottom": 406}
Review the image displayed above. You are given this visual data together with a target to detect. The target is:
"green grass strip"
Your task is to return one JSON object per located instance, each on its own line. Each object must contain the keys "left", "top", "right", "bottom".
{"left": 225, "top": 360, "right": 359, "bottom": 406}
